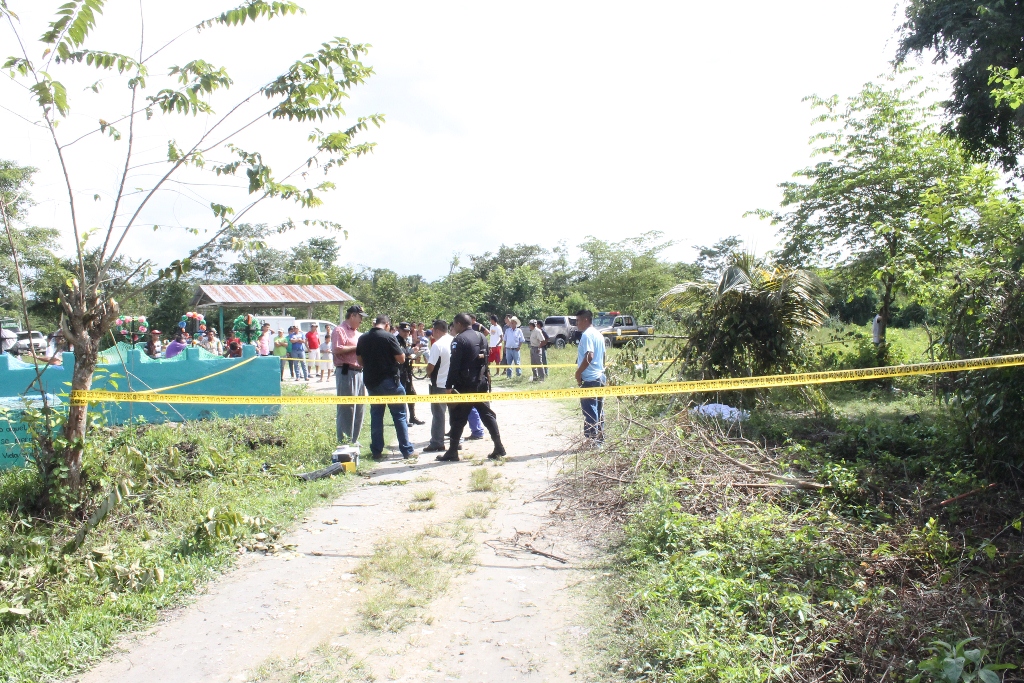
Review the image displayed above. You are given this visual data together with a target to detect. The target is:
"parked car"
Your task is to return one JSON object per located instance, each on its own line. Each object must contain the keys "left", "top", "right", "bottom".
{"left": 295, "top": 319, "right": 336, "bottom": 335}
{"left": 258, "top": 316, "right": 297, "bottom": 334}
{"left": 542, "top": 315, "right": 577, "bottom": 348}
{"left": 15, "top": 331, "right": 46, "bottom": 355}
{"left": 592, "top": 312, "right": 653, "bottom": 348}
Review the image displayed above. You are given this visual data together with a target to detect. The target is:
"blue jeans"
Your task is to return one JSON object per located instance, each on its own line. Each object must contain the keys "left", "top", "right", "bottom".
{"left": 366, "top": 377, "right": 415, "bottom": 457}
{"left": 468, "top": 408, "right": 484, "bottom": 438}
{"left": 580, "top": 378, "right": 605, "bottom": 442}
{"left": 505, "top": 347, "right": 522, "bottom": 377}
{"left": 288, "top": 351, "right": 308, "bottom": 379}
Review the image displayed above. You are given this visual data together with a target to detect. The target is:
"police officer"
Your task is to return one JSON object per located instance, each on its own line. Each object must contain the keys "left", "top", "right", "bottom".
{"left": 438, "top": 313, "right": 505, "bottom": 462}
{"left": 395, "top": 322, "right": 425, "bottom": 425}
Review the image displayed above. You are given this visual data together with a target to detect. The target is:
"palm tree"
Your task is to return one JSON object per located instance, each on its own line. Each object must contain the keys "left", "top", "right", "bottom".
{"left": 661, "top": 251, "right": 830, "bottom": 378}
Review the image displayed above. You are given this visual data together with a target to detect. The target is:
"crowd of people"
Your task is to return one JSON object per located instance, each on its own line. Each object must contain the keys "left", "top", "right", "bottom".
{"left": 128, "top": 305, "right": 603, "bottom": 459}
{"left": 331, "top": 305, "right": 605, "bottom": 463}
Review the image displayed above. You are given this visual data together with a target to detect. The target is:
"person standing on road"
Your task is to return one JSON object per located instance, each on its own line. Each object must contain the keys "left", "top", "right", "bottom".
{"left": 333, "top": 305, "right": 365, "bottom": 446}
{"left": 288, "top": 326, "right": 309, "bottom": 381}
{"left": 273, "top": 329, "right": 289, "bottom": 379}
{"left": 423, "top": 320, "right": 453, "bottom": 453}
{"left": 322, "top": 324, "right": 334, "bottom": 383}
{"left": 305, "top": 322, "right": 322, "bottom": 381}
{"left": 396, "top": 322, "right": 425, "bottom": 425}
{"left": 538, "top": 319, "right": 551, "bottom": 379}
{"left": 439, "top": 313, "right": 505, "bottom": 462}
{"left": 503, "top": 316, "right": 525, "bottom": 378}
{"left": 357, "top": 314, "right": 416, "bottom": 460}
{"left": 574, "top": 309, "right": 606, "bottom": 444}
{"left": 528, "top": 319, "right": 548, "bottom": 382}
{"left": 487, "top": 314, "right": 502, "bottom": 364}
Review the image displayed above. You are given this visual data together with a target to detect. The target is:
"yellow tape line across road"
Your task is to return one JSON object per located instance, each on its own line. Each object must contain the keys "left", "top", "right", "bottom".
{"left": 71, "top": 353, "right": 1024, "bottom": 406}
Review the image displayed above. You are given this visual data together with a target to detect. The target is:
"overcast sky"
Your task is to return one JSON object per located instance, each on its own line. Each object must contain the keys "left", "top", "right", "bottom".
{"left": 1, "top": 0, "right": 947, "bottom": 280}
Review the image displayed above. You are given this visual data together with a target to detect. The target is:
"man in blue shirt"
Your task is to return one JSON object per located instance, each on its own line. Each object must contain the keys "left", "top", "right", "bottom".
{"left": 502, "top": 317, "right": 525, "bottom": 378}
{"left": 574, "top": 309, "right": 606, "bottom": 444}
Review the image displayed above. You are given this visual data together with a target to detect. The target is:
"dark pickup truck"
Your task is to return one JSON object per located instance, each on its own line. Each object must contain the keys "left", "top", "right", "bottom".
{"left": 570, "top": 312, "right": 653, "bottom": 347}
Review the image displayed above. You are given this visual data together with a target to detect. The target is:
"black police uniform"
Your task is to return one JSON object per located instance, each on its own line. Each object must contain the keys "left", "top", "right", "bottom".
{"left": 442, "top": 327, "right": 504, "bottom": 460}
{"left": 396, "top": 332, "right": 420, "bottom": 423}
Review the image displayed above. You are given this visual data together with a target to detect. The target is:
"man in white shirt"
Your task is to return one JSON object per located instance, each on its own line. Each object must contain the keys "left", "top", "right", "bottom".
{"left": 503, "top": 316, "right": 525, "bottom": 378}
{"left": 487, "top": 314, "right": 503, "bottom": 364}
{"left": 528, "top": 320, "right": 548, "bottom": 381}
{"left": 423, "top": 320, "right": 454, "bottom": 453}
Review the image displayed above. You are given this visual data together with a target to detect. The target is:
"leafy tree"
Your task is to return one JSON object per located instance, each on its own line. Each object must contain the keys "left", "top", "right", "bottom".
{"left": 896, "top": 0, "right": 1024, "bottom": 170}
{"left": 1, "top": 0, "right": 382, "bottom": 489}
{"left": 575, "top": 231, "right": 677, "bottom": 315}
{"left": 469, "top": 243, "right": 548, "bottom": 280}
{"left": 694, "top": 235, "right": 743, "bottom": 280}
{"left": 661, "top": 252, "right": 830, "bottom": 382}
{"left": 432, "top": 268, "right": 487, "bottom": 319}
{"left": 756, "top": 77, "right": 983, "bottom": 355}
{"left": 0, "top": 161, "right": 69, "bottom": 329}
{"left": 483, "top": 265, "right": 544, "bottom": 320}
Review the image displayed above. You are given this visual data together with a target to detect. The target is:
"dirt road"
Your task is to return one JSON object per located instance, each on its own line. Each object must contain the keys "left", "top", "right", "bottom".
{"left": 71, "top": 392, "right": 600, "bottom": 683}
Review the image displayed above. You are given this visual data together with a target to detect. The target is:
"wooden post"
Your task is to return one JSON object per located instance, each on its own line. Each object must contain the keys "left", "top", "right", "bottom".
{"left": 219, "top": 307, "right": 224, "bottom": 340}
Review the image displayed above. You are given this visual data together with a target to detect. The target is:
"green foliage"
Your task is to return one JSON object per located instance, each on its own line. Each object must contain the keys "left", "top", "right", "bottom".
{"left": 619, "top": 479, "right": 867, "bottom": 681}
{"left": 909, "top": 638, "right": 1015, "bottom": 683}
{"left": 758, "top": 75, "right": 991, "bottom": 350}
{"left": 897, "top": 0, "right": 1024, "bottom": 171}
{"left": 0, "top": 405, "right": 359, "bottom": 682}
{"left": 575, "top": 231, "right": 678, "bottom": 317}
{"left": 943, "top": 265, "right": 1024, "bottom": 467}
{"left": 661, "top": 251, "right": 829, "bottom": 380}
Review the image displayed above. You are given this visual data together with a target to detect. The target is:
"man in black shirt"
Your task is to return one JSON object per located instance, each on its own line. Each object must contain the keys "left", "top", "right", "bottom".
{"left": 395, "top": 322, "right": 425, "bottom": 425}
{"left": 356, "top": 314, "right": 416, "bottom": 460}
{"left": 439, "top": 313, "right": 505, "bottom": 462}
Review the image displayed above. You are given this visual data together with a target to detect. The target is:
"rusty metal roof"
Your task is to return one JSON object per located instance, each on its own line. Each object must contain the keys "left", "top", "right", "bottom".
{"left": 191, "top": 284, "right": 354, "bottom": 308}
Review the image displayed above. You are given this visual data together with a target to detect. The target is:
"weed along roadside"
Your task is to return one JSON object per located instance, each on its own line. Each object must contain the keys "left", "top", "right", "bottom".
{"left": 0, "top": 403, "right": 372, "bottom": 683}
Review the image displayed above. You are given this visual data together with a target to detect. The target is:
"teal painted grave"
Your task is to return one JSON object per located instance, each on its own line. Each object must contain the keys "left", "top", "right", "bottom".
{"left": 0, "top": 344, "right": 281, "bottom": 467}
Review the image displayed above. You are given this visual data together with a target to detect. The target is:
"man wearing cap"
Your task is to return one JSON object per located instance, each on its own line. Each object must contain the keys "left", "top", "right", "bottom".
{"left": 528, "top": 319, "right": 548, "bottom": 382}
{"left": 395, "top": 322, "right": 425, "bottom": 425}
{"left": 332, "top": 305, "right": 366, "bottom": 446}
{"left": 503, "top": 316, "right": 525, "bottom": 378}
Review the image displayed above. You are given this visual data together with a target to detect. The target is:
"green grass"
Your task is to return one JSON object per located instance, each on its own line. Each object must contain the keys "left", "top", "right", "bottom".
{"left": 356, "top": 519, "right": 476, "bottom": 632}
{"left": 600, "top": 379, "right": 1023, "bottom": 681}
{"left": 250, "top": 642, "right": 375, "bottom": 683}
{"left": 408, "top": 489, "right": 437, "bottom": 511}
{"left": 807, "top": 321, "right": 933, "bottom": 368}
{"left": 468, "top": 468, "right": 500, "bottom": 492}
{"left": 0, "top": 402, "right": 396, "bottom": 683}
{"left": 462, "top": 497, "right": 498, "bottom": 519}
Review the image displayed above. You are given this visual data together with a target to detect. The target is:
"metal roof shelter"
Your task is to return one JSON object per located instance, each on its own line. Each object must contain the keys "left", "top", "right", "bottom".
{"left": 191, "top": 285, "right": 354, "bottom": 336}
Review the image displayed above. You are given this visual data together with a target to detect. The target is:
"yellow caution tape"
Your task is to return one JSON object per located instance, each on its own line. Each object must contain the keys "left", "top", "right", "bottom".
{"left": 71, "top": 353, "right": 1024, "bottom": 406}
{"left": 136, "top": 355, "right": 258, "bottom": 394}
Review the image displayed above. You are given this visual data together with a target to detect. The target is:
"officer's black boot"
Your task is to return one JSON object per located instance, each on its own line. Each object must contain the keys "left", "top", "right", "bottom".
{"left": 488, "top": 440, "right": 506, "bottom": 459}
{"left": 436, "top": 448, "right": 460, "bottom": 462}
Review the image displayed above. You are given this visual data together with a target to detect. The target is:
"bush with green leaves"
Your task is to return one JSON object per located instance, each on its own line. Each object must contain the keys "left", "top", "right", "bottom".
{"left": 0, "top": 404, "right": 355, "bottom": 682}
{"left": 660, "top": 251, "right": 830, "bottom": 391}
{"left": 909, "top": 638, "right": 1016, "bottom": 683}
{"left": 943, "top": 266, "right": 1024, "bottom": 468}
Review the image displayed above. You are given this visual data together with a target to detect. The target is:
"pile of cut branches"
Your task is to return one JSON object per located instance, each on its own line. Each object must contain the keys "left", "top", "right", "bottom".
{"left": 546, "top": 403, "right": 1023, "bottom": 682}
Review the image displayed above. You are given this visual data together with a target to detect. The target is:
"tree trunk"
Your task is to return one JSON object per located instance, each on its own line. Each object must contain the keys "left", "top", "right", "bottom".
{"left": 60, "top": 282, "right": 119, "bottom": 490}
{"left": 879, "top": 276, "right": 894, "bottom": 364}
